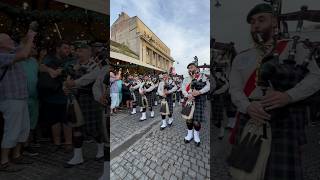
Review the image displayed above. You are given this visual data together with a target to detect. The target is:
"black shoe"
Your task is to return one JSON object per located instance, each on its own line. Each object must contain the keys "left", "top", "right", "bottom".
{"left": 195, "top": 142, "right": 201, "bottom": 147}
{"left": 184, "top": 138, "right": 192, "bottom": 143}
{"left": 63, "top": 162, "right": 83, "bottom": 168}
{"left": 160, "top": 127, "right": 166, "bottom": 130}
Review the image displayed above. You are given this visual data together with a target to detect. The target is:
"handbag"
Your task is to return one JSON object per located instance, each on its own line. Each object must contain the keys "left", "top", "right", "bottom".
{"left": 66, "top": 95, "right": 85, "bottom": 128}
{"left": 160, "top": 99, "right": 170, "bottom": 115}
{"left": 227, "top": 119, "right": 272, "bottom": 180}
{"left": 181, "top": 100, "right": 195, "bottom": 120}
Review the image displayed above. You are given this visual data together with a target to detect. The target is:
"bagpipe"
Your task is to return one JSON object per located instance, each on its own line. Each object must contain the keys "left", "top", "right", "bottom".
{"left": 92, "top": 43, "right": 108, "bottom": 66}
{"left": 143, "top": 80, "right": 153, "bottom": 90}
{"left": 210, "top": 39, "right": 237, "bottom": 74}
{"left": 64, "top": 66, "right": 84, "bottom": 128}
{"left": 257, "top": 2, "right": 320, "bottom": 105}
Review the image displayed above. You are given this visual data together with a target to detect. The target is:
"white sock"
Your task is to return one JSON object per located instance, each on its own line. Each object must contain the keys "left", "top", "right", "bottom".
{"left": 96, "top": 143, "right": 104, "bottom": 158}
{"left": 185, "top": 129, "right": 193, "bottom": 140}
{"left": 161, "top": 120, "right": 167, "bottom": 128}
{"left": 194, "top": 130, "right": 200, "bottom": 143}
{"left": 68, "top": 148, "right": 84, "bottom": 165}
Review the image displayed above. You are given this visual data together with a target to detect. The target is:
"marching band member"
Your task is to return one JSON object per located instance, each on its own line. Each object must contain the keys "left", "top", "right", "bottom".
{"left": 172, "top": 76, "right": 177, "bottom": 108}
{"left": 130, "top": 75, "right": 142, "bottom": 115}
{"left": 92, "top": 61, "right": 108, "bottom": 180}
{"left": 182, "top": 63, "right": 210, "bottom": 146}
{"left": 139, "top": 74, "right": 155, "bottom": 121}
{"left": 175, "top": 76, "right": 182, "bottom": 106}
{"left": 63, "top": 43, "right": 104, "bottom": 167}
{"left": 212, "top": 71, "right": 229, "bottom": 140}
{"left": 158, "top": 72, "right": 177, "bottom": 130}
{"left": 153, "top": 75, "right": 159, "bottom": 106}
{"left": 229, "top": 4, "right": 320, "bottom": 180}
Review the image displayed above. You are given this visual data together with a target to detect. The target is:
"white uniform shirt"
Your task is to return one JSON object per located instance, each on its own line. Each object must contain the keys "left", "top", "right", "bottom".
{"left": 229, "top": 41, "right": 320, "bottom": 113}
{"left": 182, "top": 73, "right": 210, "bottom": 98}
{"left": 157, "top": 79, "right": 178, "bottom": 97}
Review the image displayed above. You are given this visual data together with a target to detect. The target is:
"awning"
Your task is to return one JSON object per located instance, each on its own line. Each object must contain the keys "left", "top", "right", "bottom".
{"left": 110, "top": 51, "right": 164, "bottom": 72}
{"left": 54, "top": 0, "right": 109, "bottom": 15}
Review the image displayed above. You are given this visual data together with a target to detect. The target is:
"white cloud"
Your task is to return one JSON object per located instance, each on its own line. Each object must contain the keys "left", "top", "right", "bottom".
{"left": 111, "top": 0, "right": 210, "bottom": 76}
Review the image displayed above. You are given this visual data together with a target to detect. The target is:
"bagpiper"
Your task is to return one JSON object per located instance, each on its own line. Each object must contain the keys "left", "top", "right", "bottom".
{"left": 228, "top": 3, "right": 320, "bottom": 180}
{"left": 158, "top": 72, "right": 177, "bottom": 130}
{"left": 130, "top": 74, "right": 142, "bottom": 115}
{"left": 152, "top": 75, "right": 159, "bottom": 106}
{"left": 139, "top": 74, "right": 156, "bottom": 121}
{"left": 63, "top": 43, "right": 105, "bottom": 167}
{"left": 181, "top": 63, "right": 210, "bottom": 146}
{"left": 92, "top": 60, "right": 108, "bottom": 180}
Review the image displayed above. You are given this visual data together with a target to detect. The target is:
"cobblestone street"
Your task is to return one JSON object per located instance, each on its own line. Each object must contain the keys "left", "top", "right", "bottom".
{"left": 111, "top": 102, "right": 320, "bottom": 180}
{"left": 110, "top": 103, "right": 210, "bottom": 180}
{"left": 0, "top": 142, "right": 103, "bottom": 180}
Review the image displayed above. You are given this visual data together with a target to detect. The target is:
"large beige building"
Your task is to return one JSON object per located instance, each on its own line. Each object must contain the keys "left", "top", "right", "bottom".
{"left": 111, "top": 12, "right": 174, "bottom": 72}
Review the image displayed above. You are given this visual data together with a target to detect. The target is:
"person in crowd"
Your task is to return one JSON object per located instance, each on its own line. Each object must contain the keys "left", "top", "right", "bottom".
{"left": 0, "top": 29, "right": 36, "bottom": 172}
{"left": 39, "top": 41, "right": 73, "bottom": 152}
{"left": 110, "top": 66, "right": 121, "bottom": 115}
{"left": 122, "top": 75, "right": 134, "bottom": 110}
{"left": 21, "top": 44, "right": 40, "bottom": 156}
{"left": 116, "top": 76, "right": 123, "bottom": 110}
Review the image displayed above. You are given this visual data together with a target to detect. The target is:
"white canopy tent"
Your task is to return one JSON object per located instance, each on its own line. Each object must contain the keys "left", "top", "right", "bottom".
{"left": 54, "top": 0, "right": 109, "bottom": 15}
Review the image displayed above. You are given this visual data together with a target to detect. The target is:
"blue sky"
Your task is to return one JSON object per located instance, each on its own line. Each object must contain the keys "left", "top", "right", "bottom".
{"left": 110, "top": 0, "right": 210, "bottom": 75}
